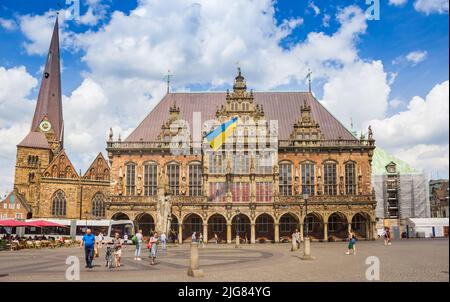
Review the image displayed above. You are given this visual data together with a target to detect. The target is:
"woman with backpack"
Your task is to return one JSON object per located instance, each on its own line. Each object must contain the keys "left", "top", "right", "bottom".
{"left": 148, "top": 231, "right": 159, "bottom": 265}
{"left": 133, "top": 229, "right": 143, "bottom": 261}
{"left": 345, "top": 230, "right": 357, "bottom": 255}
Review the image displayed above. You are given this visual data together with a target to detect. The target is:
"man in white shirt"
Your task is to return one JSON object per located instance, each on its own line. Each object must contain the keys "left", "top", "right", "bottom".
{"left": 160, "top": 232, "right": 167, "bottom": 251}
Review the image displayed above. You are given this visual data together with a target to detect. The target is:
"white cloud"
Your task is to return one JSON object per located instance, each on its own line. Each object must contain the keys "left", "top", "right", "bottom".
{"left": 393, "top": 50, "right": 428, "bottom": 66}
{"left": 0, "top": 17, "right": 17, "bottom": 30}
{"left": 406, "top": 50, "right": 428, "bottom": 64}
{"left": 368, "top": 81, "right": 449, "bottom": 175}
{"left": 389, "top": 98, "right": 404, "bottom": 109}
{"left": 321, "top": 60, "right": 391, "bottom": 129}
{"left": 309, "top": 1, "right": 321, "bottom": 16}
{"left": 389, "top": 0, "right": 408, "bottom": 6}
{"left": 414, "top": 0, "right": 449, "bottom": 14}
{"left": 0, "top": 66, "right": 37, "bottom": 196}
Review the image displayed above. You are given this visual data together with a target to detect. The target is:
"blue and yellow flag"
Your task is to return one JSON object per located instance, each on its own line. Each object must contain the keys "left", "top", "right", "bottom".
{"left": 206, "top": 117, "right": 238, "bottom": 151}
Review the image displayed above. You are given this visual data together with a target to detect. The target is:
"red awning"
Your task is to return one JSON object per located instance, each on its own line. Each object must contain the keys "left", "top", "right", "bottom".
{"left": 0, "top": 219, "right": 32, "bottom": 227}
{"left": 27, "top": 220, "right": 67, "bottom": 228}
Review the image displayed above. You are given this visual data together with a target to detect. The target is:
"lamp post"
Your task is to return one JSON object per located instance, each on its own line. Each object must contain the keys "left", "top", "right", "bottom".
{"left": 303, "top": 193, "right": 309, "bottom": 238}
{"left": 235, "top": 208, "right": 241, "bottom": 248}
{"left": 301, "top": 192, "right": 313, "bottom": 260}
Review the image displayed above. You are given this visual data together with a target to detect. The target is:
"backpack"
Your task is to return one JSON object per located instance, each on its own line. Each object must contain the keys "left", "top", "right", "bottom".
{"left": 131, "top": 235, "right": 138, "bottom": 245}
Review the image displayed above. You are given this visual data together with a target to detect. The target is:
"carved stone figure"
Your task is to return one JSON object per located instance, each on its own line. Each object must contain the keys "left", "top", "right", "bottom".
{"left": 156, "top": 194, "right": 172, "bottom": 234}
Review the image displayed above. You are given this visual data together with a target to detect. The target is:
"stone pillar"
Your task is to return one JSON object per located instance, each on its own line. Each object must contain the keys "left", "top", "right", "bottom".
{"left": 323, "top": 223, "right": 328, "bottom": 241}
{"left": 371, "top": 221, "right": 377, "bottom": 240}
{"left": 300, "top": 223, "right": 304, "bottom": 241}
{"left": 187, "top": 242, "right": 204, "bottom": 277}
{"left": 235, "top": 234, "right": 240, "bottom": 248}
{"left": 203, "top": 223, "right": 208, "bottom": 244}
{"left": 348, "top": 223, "right": 352, "bottom": 233}
{"left": 227, "top": 223, "right": 232, "bottom": 244}
{"left": 178, "top": 223, "right": 183, "bottom": 244}
{"left": 301, "top": 237, "right": 314, "bottom": 260}
{"left": 365, "top": 222, "right": 370, "bottom": 240}
{"left": 274, "top": 223, "right": 280, "bottom": 243}
{"left": 250, "top": 223, "right": 256, "bottom": 244}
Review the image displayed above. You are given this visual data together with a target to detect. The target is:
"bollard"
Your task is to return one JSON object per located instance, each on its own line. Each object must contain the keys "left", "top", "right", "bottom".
{"left": 235, "top": 235, "right": 240, "bottom": 248}
{"left": 301, "top": 237, "right": 314, "bottom": 260}
{"left": 187, "top": 242, "right": 204, "bottom": 277}
{"left": 291, "top": 234, "right": 298, "bottom": 251}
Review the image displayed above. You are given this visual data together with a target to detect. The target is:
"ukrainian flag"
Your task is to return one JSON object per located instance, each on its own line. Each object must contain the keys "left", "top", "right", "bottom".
{"left": 206, "top": 117, "right": 238, "bottom": 151}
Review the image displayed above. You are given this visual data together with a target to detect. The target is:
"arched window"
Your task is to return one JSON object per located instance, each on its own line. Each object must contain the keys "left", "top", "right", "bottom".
{"left": 167, "top": 163, "right": 180, "bottom": 196}
{"left": 51, "top": 190, "right": 66, "bottom": 217}
{"left": 188, "top": 163, "right": 202, "bottom": 196}
{"left": 242, "top": 102, "right": 249, "bottom": 111}
{"left": 323, "top": 162, "right": 337, "bottom": 195}
{"left": 301, "top": 162, "right": 315, "bottom": 195}
{"left": 126, "top": 163, "right": 136, "bottom": 195}
{"left": 208, "top": 153, "right": 224, "bottom": 174}
{"left": 279, "top": 162, "right": 293, "bottom": 196}
{"left": 345, "top": 162, "right": 356, "bottom": 195}
{"left": 91, "top": 193, "right": 106, "bottom": 218}
{"left": 143, "top": 163, "right": 158, "bottom": 196}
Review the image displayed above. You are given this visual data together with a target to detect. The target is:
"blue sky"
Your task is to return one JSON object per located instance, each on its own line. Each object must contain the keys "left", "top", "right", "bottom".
{"left": 0, "top": 0, "right": 448, "bottom": 193}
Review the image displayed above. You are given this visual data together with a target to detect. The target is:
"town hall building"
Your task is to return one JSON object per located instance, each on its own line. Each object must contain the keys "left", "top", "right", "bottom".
{"left": 10, "top": 17, "right": 378, "bottom": 244}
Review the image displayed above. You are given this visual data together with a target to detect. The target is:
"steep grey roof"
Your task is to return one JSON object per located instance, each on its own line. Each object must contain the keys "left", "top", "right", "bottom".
{"left": 126, "top": 92, "right": 355, "bottom": 142}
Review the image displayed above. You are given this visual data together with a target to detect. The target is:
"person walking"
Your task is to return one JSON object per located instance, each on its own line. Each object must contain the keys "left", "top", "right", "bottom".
{"left": 112, "top": 233, "right": 123, "bottom": 268}
{"left": 160, "top": 232, "right": 167, "bottom": 251}
{"left": 80, "top": 228, "right": 95, "bottom": 269}
{"left": 134, "top": 229, "right": 143, "bottom": 261}
{"left": 191, "top": 232, "right": 197, "bottom": 243}
{"left": 385, "top": 227, "right": 392, "bottom": 245}
{"left": 148, "top": 232, "right": 159, "bottom": 265}
{"left": 345, "top": 230, "right": 357, "bottom": 255}
{"left": 214, "top": 233, "right": 219, "bottom": 244}
{"left": 199, "top": 232, "right": 205, "bottom": 247}
{"left": 294, "top": 229, "right": 301, "bottom": 249}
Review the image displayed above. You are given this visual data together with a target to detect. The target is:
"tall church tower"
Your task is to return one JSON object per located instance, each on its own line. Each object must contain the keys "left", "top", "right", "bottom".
{"left": 13, "top": 17, "right": 63, "bottom": 215}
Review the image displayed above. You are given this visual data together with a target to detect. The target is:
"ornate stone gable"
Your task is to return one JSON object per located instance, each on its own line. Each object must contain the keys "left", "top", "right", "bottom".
{"left": 83, "top": 152, "right": 110, "bottom": 181}
{"left": 289, "top": 100, "right": 324, "bottom": 146}
{"left": 215, "top": 68, "right": 265, "bottom": 123}
{"left": 42, "top": 149, "right": 78, "bottom": 179}
{"left": 157, "top": 101, "right": 190, "bottom": 143}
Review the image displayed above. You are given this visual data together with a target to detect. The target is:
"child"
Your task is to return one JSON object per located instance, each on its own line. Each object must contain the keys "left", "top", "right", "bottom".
{"left": 148, "top": 232, "right": 159, "bottom": 265}
{"left": 345, "top": 231, "right": 357, "bottom": 255}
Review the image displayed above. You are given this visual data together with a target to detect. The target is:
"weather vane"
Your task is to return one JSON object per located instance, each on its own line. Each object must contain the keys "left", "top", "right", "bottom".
{"left": 306, "top": 68, "right": 312, "bottom": 93}
{"left": 163, "top": 70, "right": 172, "bottom": 94}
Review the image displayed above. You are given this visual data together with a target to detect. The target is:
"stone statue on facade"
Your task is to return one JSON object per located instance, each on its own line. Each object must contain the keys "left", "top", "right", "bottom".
{"left": 156, "top": 190, "right": 172, "bottom": 234}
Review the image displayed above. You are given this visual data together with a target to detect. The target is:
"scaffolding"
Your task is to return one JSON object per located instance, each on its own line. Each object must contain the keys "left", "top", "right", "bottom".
{"left": 371, "top": 147, "right": 430, "bottom": 220}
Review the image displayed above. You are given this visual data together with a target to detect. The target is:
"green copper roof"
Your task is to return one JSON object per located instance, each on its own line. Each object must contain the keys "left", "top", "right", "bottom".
{"left": 372, "top": 147, "right": 417, "bottom": 174}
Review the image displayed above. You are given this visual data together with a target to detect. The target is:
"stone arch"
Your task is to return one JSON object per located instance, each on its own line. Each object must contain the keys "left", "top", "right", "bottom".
{"left": 279, "top": 212, "right": 300, "bottom": 239}
{"left": 182, "top": 213, "right": 203, "bottom": 241}
{"left": 231, "top": 213, "right": 251, "bottom": 242}
{"left": 134, "top": 212, "right": 155, "bottom": 236}
{"left": 327, "top": 212, "right": 348, "bottom": 240}
{"left": 304, "top": 212, "right": 324, "bottom": 240}
{"left": 255, "top": 213, "right": 275, "bottom": 242}
{"left": 351, "top": 212, "right": 371, "bottom": 239}
{"left": 111, "top": 212, "right": 130, "bottom": 220}
{"left": 207, "top": 213, "right": 227, "bottom": 243}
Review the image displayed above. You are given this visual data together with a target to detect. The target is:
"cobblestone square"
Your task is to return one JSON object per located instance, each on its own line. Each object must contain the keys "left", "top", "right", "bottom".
{"left": 0, "top": 238, "right": 448, "bottom": 282}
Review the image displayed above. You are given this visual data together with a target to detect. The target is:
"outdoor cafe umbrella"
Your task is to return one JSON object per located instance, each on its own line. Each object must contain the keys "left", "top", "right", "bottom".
{"left": 0, "top": 219, "right": 32, "bottom": 227}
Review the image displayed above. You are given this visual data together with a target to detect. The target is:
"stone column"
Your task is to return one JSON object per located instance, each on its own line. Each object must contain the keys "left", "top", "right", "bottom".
{"left": 227, "top": 223, "right": 232, "bottom": 244}
{"left": 371, "top": 221, "right": 377, "bottom": 240}
{"left": 300, "top": 223, "right": 304, "bottom": 241}
{"left": 274, "top": 223, "right": 280, "bottom": 243}
{"left": 178, "top": 223, "right": 183, "bottom": 244}
{"left": 301, "top": 237, "right": 314, "bottom": 260}
{"left": 365, "top": 221, "right": 370, "bottom": 240}
{"left": 348, "top": 223, "right": 352, "bottom": 233}
{"left": 203, "top": 223, "right": 208, "bottom": 244}
{"left": 187, "top": 242, "right": 204, "bottom": 277}
{"left": 250, "top": 222, "right": 256, "bottom": 244}
{"left": 323, "top": 222, "right": 328, "bottom": 241}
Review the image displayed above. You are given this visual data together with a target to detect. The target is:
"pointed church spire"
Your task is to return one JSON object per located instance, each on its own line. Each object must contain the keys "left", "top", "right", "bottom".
{"left": 30, "top": 16, "right": 64, "bottom": 147}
